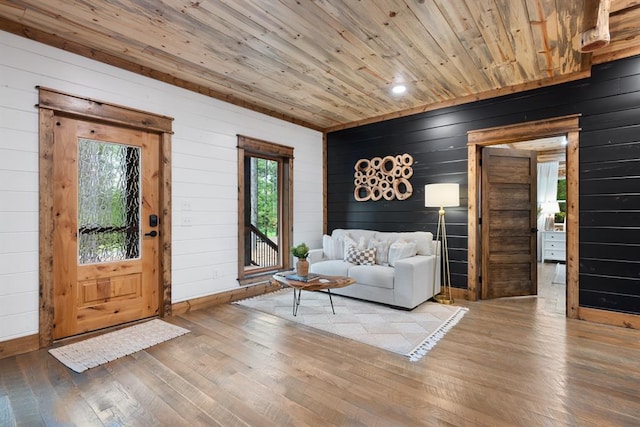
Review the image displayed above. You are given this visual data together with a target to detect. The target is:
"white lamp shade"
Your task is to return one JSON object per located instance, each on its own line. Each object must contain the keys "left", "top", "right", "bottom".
{"left": 425, "top": 183, "right": 459, "bottom": 208}
{"left": 541, "top": 201, "right": 560, "bottom": 214}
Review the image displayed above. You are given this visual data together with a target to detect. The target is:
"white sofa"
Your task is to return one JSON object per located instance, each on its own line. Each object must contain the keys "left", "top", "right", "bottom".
{"left": 308, "top": 229, "right": 441, "bottom": 309}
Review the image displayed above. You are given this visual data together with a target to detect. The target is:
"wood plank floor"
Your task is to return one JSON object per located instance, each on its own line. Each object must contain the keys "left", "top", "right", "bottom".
{"left": 537, "top": 261, "right": 566, "bottom": 316}
{"left": 1, "top": 282, "right": 639, "bottom": 426}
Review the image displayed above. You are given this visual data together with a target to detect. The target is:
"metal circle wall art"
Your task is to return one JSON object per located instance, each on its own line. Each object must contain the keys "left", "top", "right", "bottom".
{"left": 354, "top": 153, "right": 414, "bottom": 201}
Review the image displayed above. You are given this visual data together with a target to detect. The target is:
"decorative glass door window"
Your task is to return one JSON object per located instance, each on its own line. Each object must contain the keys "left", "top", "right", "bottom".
{"left": 77, "top": 138, "right": 141, "bottom": 264}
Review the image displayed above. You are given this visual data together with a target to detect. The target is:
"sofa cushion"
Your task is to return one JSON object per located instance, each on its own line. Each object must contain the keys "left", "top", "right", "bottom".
{"left": 332, "top": 229, "right": 377, "bottom": 243}
{"left": 388, "top": 240, "right": 417, "bottom": 267}
{"left": 342, "top": 234, "right": 367, "bottom": 259}
{"left": 322, "top": 234, "right": 344, "bottom": 260}
{"left": 348, "top": 265, "right": 395, "bottom": 289}
{"left": 367, "top": 238, "right": 391, "bottom": 265}
{"left": 376, "top": 231, "right": 433, "bottom": 256}
{"left": 309, "top": 260, "right": 352, "bottom": 276}
{"left": 345, "top": 246, "right": 376, "bottom": 266}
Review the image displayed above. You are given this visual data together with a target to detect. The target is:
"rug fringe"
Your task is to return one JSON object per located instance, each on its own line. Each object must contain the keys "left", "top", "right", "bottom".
{"left": 407, "top": 306, "right": 469, "bottom": 362}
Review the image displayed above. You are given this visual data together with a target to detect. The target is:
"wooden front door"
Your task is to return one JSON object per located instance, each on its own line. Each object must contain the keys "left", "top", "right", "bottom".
{"left": 481, "top": 147, "right": 537, "bottom": 299}
{"left": 52, "top": 117, "right": 160, "bottom": 339}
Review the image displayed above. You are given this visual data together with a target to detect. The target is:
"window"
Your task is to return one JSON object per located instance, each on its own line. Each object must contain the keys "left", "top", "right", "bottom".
{"left": 77, "top": 139, "right": 141, "bottom": 264}
{"left": 237, "top": 135, "right": 293, "bottom": 284}
{"left": 555, "top": 178, "right": 567, "bottom": 224}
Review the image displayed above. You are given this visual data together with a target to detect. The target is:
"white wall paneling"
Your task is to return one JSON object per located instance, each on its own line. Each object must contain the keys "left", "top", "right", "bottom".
{"left": 0, "top": 30, "right": 323, "bottom": 342}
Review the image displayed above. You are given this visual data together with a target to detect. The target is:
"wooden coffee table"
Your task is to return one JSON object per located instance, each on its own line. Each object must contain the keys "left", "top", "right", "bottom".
{"left": 272, "top": 273, "right": 355, "bottom": 316}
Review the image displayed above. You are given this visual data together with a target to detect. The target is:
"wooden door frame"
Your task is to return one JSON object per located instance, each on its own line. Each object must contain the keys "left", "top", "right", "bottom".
{"left": 467, "top": 114, "right": 580, "bottom": 319}
{"left": 38, "top": 87, "right": 173, "bottom": 347}
{"left": 236, "top": 135, "right": 294, "bottom": 285}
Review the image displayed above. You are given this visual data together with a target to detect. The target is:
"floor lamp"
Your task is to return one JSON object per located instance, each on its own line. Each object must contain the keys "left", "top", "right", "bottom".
{"left": 425, "top": 183, "right": 459, "bottom": 304}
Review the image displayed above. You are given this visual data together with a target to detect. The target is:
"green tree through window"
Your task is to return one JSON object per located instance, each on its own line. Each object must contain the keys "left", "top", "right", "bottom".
{"left": 555, "top": 178, "right": 567, "bottom": 223}
{"left": 253, "top": 157, "right": 278, "bottom": 238}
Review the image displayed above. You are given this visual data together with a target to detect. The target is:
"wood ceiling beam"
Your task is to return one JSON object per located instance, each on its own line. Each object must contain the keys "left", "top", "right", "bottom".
{"left": 325, "top": 70, "right": 591, "bottom": 133}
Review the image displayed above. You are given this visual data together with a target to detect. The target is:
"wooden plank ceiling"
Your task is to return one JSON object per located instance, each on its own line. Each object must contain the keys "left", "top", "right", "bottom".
{"left": 498, "top": 136, "right": 568, "bottom": 177}
{"left": 1, "top": 0, "right": 640, "bottom": 131}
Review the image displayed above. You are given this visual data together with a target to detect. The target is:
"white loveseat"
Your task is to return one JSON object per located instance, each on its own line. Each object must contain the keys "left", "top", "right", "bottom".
{"left": 308, "top": 229, "right": 441, "bottom": 309}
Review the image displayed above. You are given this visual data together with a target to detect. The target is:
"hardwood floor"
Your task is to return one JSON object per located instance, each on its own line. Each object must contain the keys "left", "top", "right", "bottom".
{"left": 537, "top": 261, "right": 566, "bottom": 316}
{"left": 1, "top": 284, "right": 639, "bottom": 426}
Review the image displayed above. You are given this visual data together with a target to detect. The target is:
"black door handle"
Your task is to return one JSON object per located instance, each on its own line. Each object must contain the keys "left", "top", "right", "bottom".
{"left": 145, "top": 230, "right": 158, "bottom": 237}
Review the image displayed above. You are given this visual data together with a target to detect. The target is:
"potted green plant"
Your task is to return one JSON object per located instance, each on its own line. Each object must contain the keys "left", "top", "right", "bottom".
{"left": 290, "top": 242, "right": 310, "bottom": 276}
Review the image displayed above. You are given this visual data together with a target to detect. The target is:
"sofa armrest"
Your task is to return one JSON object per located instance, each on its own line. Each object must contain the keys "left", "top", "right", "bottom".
{"left": 393, "top": 254, "right": 441, "bottom": 308}
{"left": 308, "top": 248, "right": 326, "bottom": 264}
{"left": 431, "top": 240, "right": 439, "bottom": 256}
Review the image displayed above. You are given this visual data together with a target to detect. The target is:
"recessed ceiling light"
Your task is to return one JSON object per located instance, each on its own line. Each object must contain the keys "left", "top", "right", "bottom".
{"left": 392, "top": 84, "right": 406, "bottom": 95}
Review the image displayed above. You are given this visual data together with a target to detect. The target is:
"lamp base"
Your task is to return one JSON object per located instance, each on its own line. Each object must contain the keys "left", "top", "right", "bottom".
{"left": 434, "top": 293, "right": 454, "bottom": 305}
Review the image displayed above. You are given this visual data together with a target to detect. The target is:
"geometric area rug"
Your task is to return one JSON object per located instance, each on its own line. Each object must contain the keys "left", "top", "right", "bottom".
{"left": 48, "top": 319, "right": 190, "bottom": 373}
{"left": 235, "top": 288, "right": 468, "bottom": 362}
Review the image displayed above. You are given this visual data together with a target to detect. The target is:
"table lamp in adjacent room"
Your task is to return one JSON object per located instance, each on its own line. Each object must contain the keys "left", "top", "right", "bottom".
{"left": 425, "top": 183, "right": 459, "bottom": 304}
{"left": 542, "top": 201, "right": 561, "bottom": 231}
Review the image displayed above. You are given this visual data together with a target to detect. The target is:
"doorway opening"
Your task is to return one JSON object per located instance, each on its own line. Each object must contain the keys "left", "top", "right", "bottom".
{"left": 467, "top": 115, "right": 580, "bottom": 319}
{"left": 490, "top": 137, "right": 567, "bottom": 316}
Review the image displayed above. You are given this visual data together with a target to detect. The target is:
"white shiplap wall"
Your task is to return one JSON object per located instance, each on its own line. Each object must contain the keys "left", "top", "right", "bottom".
{"left": 0, "top": 30, "right": 324, "bottom": 343}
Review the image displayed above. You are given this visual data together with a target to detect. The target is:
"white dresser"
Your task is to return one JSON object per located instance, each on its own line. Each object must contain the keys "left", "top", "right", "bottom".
{"left": 541, "top": 231, "right": 566, "bottom": 262}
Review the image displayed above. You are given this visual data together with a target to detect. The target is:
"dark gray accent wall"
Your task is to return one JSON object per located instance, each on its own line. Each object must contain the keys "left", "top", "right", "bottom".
{"left": 327, "top": 55, "right": 640, "bottom": 315}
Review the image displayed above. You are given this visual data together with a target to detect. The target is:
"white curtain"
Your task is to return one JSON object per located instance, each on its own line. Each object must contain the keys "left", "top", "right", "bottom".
{"left": 537, "top": 161, "right": 559, "bottom": 260}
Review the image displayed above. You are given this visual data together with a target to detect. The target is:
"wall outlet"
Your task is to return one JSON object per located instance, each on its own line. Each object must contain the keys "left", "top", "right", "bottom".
{"left": 181, "top": 216, "right": 193, "bottom": 226}
{"left": 212, "top": 270, "right": 219, "bottom": 279}
{"left": 181, "top": 200, "right": 192, "bottom": 211}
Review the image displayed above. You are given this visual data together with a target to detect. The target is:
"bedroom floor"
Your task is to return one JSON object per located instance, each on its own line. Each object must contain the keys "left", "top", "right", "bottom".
{"left": 537, "top": 261, "right": 566, "bottom": 316}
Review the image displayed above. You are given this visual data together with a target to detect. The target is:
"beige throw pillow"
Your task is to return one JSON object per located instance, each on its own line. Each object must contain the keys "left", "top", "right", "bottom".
{"left": 342, "top": 234, "right": 367, "bottom": 260}
{"left": 322, "top": 234, "right": 337, "bottom": 259}
{"left": 368, "top": 238, "right": 391, "bottom": 265}
{"left": 388, "top": 239, "right": 417, "bottom": 267}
